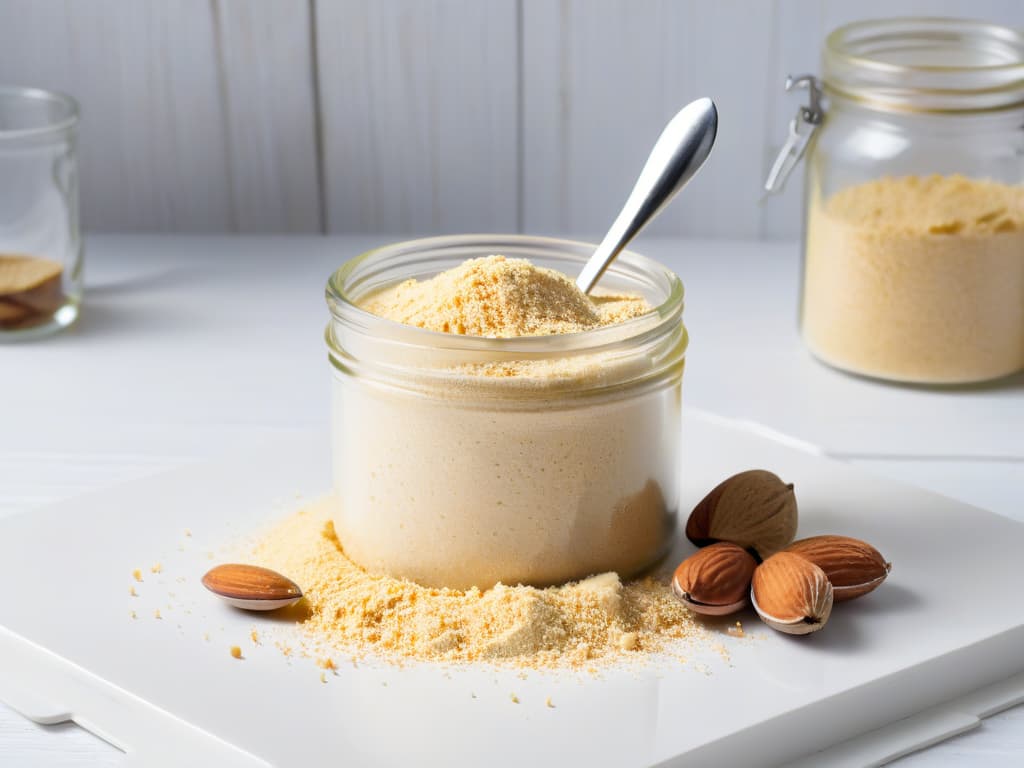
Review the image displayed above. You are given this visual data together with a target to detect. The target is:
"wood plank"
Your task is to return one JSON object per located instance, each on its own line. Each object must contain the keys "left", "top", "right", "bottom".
{"left": 213, "top": 0, "right": 322, "bottom": 233}
{"left": 0, "top": 0, "right": 232, "bottom": 232}
{"left": 315, "top": 0, "right": 519, "bottom": 234}
{"left": 522, "top": 0, "right": 774, "bottom": 239}
{"left": 4, "top": 0, "right": 1022, "bottom": 237}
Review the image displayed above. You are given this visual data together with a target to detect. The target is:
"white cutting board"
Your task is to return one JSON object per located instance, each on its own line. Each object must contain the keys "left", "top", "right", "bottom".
{"left": 0, "top": 413, "right": 1022, "bottom": 768}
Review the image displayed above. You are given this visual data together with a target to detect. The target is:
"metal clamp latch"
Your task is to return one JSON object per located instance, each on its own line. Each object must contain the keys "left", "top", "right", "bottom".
{"left": 763, "top": 75, "right": 824, "bottom": 195}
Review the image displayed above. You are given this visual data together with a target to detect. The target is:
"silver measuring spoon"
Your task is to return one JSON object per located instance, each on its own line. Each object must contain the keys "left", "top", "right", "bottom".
{"left": 576, "top": 98, "right": 718, "bottom": 294}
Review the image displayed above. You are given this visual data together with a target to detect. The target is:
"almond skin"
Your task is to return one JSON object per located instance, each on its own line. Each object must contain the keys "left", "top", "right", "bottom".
{"left": 785, "top": 535, "right": 891, "bottom": 602}
{"left": 202, "top": 564, "right": 302, "bottom": 611}
{"left": 686, "top": 469, "right": 798, "bottom": 559}
{"left": 672, "top": 542, "right": 758, "bottom": 616}
{"left": 751, "top": 551, "right": 833, "bottom": 635}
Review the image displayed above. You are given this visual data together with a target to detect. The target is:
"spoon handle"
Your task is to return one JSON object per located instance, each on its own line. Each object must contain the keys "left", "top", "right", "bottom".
{"left": 576, "top": 98, "right": 718, "bottom": 294}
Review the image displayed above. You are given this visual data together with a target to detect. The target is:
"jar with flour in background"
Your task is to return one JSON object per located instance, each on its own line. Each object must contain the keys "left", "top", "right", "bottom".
{"left": 766, "top": 18, "right": 1024, "bottom": 385}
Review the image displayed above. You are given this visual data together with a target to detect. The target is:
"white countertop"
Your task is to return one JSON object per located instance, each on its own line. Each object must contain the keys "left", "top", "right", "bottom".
{"left": 1, "top": 234, "right": 1021, "bottom": 766}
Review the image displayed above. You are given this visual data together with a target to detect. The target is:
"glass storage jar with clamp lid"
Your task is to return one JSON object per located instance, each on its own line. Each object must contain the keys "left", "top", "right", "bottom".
{"left": 766, "top": 17, "right": 1024, "bottom": 385}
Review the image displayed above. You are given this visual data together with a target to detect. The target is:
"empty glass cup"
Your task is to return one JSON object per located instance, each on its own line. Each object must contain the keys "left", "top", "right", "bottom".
{"left": 0, "top": 86, "right": 81, "bottom": 339}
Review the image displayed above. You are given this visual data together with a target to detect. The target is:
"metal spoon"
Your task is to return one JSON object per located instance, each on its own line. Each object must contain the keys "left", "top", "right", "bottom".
{"left": 576, "top": 98, "right": 718, "bottom": 294}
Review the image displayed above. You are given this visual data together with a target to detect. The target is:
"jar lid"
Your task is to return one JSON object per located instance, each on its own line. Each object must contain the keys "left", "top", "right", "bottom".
{"left": 824, "top": 17, "right": 1024, "bottom": 113}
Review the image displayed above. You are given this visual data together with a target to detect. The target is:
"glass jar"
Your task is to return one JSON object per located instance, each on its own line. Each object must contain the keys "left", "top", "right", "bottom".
{"left": 768, "top": 18, "right": 1024, "bottom": 384}
{"left": 325, "top": 235, "right": 687, "bottom": 590}
{"left": 0, "top": 86, "right": 82, "bottom": 339}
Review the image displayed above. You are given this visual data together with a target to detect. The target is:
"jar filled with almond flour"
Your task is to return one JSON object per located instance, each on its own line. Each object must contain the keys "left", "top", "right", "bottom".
{"left": 766, "top": 18, "right": 1024, "bottom": 384}
{"left": 324, "top": 236, "right": 687, "bottom": 590}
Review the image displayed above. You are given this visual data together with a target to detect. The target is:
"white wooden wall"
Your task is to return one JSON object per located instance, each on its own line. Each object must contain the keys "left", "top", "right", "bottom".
{"left": 1, "top": 0, "right": 1022, "bottom": 238}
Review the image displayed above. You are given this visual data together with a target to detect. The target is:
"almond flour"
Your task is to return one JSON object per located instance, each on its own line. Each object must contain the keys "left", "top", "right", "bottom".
{"left": 251, "top": 499, "right": 705, "bottom": 670}
{"left": 803, "top": 175, "right": 1024, "bottom": 383}
{"left": 360, "top": 254, "right": 650, "bottom": 337}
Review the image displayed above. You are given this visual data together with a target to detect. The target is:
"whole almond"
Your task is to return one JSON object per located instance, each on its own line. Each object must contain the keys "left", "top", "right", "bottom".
{"left": 751, "top": 551, "right": 833, "bottom": 635}
{"left": 785, "top": 535, "right": 891, "bottom": 602}
{"left": 686, "top": 469, "right": 798, "bottom": 559}
{"left": 202, "top": 564, "right": 303, "bottom": 611}
{"left": 672, "top": 542, "right": 758, "bottom": 616}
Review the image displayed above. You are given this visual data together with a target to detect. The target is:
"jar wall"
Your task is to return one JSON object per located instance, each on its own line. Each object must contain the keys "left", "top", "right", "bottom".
{"left": 331, "top": 371, "right": 681, "bottom": 590}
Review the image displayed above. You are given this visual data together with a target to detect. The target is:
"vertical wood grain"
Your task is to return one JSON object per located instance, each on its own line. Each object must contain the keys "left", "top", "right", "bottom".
{"left": 676, "top": 0, "right": 776, "bottom": 239}
{"left": 521, "top": 0, "right": 774, "bottom": 239}
{"left": 314, "top": 0, "right": 519, "bottom": 234}
{"left": 3, "top": 0, "right": 1024, "bottom": 237}
{"left": 0, "top": 0, "right": 232, "bottom": 232}
{"left": 0, "top": 0, "right": 321, "bottom": 233}
{"left": 213, "top": 0, "right": 322, "bottom": 233}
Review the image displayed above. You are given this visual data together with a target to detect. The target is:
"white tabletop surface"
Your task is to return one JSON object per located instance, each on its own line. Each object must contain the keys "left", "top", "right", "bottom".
{"left": 1, "top": 234, "right": 1021, "bottom": 766}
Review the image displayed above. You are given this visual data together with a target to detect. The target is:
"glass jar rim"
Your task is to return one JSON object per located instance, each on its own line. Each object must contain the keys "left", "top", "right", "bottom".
{"left": 824, "top": 17, "right": 1024, "bottom": 113}
{"left": 0, "top": 86, "right": 79, "bottom": 141}
{"left": 325, "top": 234, "right": 685, "bottom": 356}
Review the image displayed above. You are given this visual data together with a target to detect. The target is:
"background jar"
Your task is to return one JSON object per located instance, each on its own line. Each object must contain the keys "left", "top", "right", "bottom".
{"left": 773, "top": 18, "right": 1024, "bottom": 385}
{"left": 325, "top": 235, "right": 687, "bottom": 591}
{"left": 0, "top": 87, "right": 81, "bottom": 339}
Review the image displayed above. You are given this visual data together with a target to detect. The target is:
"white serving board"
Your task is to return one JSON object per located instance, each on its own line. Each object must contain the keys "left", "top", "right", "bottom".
{"left": 0, "top": 414, "right": 1022, "bottom": 768}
